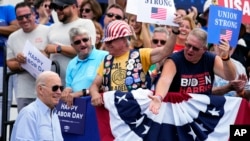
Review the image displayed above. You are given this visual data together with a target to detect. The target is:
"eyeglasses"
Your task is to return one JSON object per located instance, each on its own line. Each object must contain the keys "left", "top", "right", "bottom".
{"left": 80, "top": 8, "right": 91, "bottom": 13}
{"left": 106, "top": 13, "right": 123, "bottom": 20}
{"left": 41, "top": 84, "right": 64, "bottom": 92}
{"left": 152, "top": 39, "right": 166, "bottom": 45}
{"left": 73, "top": 38, "right": 90, "bottom": 45}
{"left": 52, "top": 4, "right": 69, "bottom": 11}
{"left": 185, "top": 43, "right": 201, "bottom": 52}
{"left": 16, "top": 13, "right": 32, "bottom": 21}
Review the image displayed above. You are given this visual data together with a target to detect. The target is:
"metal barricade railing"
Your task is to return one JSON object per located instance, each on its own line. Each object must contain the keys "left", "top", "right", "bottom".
{"left": 1, "top": 45, "right": 10, "bottom": 141}
{"left": 52, "top": 60, "right": 60, "bottom": 76}
{"left": 1, "top": 71, "right": 17, "bottom": 141}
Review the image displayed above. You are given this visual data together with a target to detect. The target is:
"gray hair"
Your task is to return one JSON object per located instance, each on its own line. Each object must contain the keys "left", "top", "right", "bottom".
{"left": 69, "top": 26, "right": 91, "bottom": 43}
{"left": 153, "top": 27, "right": 170, "bottom": 39}
{"left": 188, "top": 28, "right": 208, "bottom": 47}
{"left": 36, "top": 71, "right": 59, "bottom": 86}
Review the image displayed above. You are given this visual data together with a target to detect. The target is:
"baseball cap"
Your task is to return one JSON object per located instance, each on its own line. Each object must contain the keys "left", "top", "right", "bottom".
{"left": 102, "top": 20, "right": 132, "bottom": 42}
{"left": 203, "top": 0, "right": 213, "bottom": 13}
{"left": 51, "top": 0, "right": 76, "bottom": 7}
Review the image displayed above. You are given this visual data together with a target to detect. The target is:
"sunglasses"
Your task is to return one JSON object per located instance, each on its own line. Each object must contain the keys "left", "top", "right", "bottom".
{"left": 43, "top": 4, "right": 52, "bottom": 9}
{"left": 42, "top": 84, "right": 64, "bottom": 92}
{"left": 80, "top": 8, "right": 91, "bottom": 13}
{"left": 185, "top": 43, "right": 201, "bottom": 52}
{"left": 52, "top": 4, "right": 69, "bottom": 11}
{"left": 106, "top": 13, "right": 123, "bottom": 20}
{"left": 16, "top": 13, "right": 32, "bottom": 21}
{"left": 73, "top": 38, "right": 90, "bottom": 45}
{"left": 152, "top": 39, "right": 166, "bottom": 45}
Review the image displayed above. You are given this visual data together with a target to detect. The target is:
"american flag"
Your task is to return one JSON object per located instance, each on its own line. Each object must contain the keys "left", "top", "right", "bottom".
{"left": 220, "top": 29, "right": 233, "bottom": 41}
{"left": 151, "top": 7, "right": 166, "bottom": 20}
{"left": 96, "top": 88, "right": 250, "bottom": 141}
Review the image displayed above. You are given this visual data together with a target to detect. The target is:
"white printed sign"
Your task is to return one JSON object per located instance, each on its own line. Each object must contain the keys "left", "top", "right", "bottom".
{"left": 136, "top": 0, "right": 178, "bottom": 26}
{"left": 22, "top": 40, "right": 52, "bottom": 78}
{"left": 126, "top": 0, "right": 137, "bottom": 15}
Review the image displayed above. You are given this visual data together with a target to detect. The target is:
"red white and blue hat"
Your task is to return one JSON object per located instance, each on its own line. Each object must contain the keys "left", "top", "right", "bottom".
{"left": 102, "top": 20, "right": 133, "bottom": 42}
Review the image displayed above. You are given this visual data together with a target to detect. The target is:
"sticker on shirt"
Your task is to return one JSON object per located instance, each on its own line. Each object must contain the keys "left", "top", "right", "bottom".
{"left": 128, "top": 59, "right": 135, "bottom": 64}
{"left": 127, "top": 64, "right": 134, "bottom": 70}
{"left": 133, "top": 68, "right": 138, "bottom": 73}
{"left": 125, "top": 77, "right": 133, "bottom": 85}
{"left": 106, "top": 55, "right": 112, "bottom": 60}
{"left": 104, "top": 68, "right": 111, "bottom": 75}
{"left": 105, "top": 61, "right": 111, "bottom": 67}
{"left": 130, "top": 51, "right": 139, "bottom": 59}
{"left": 127, "top": 71, "right": 132, "bottom": 76}
{"left": 35, "top": 37, "right": 43, "bottom": 43}
{"left": 136, "top": 63, "right": 142, "bottom": 70}
{"left": 132, "top": 73, "right": 141, "bottom": 83}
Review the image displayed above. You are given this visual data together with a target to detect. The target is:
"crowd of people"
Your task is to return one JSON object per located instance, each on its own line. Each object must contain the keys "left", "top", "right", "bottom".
{"left": 1, "top": 0, "right": 250, "bottom": 140}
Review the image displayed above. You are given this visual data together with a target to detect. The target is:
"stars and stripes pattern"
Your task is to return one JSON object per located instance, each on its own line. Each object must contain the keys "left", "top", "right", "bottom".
{"left": 102, "top": 20, "right": 132, "bottom": 42}
{"left": 101, "top": 88, "right": 250, "bottom": 141}
{"left": 219, "top": 29, "right": 233, "bottom": 41}
{"left": 151, "top": 7, "right": 167, "bottom": 20}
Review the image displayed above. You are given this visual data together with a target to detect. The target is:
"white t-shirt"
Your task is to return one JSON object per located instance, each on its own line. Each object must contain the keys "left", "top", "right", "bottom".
{"left": 7, "top": 24, "right": 50, "bottom": 98}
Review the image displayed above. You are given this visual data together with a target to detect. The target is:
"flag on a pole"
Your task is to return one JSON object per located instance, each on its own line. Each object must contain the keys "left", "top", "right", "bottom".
{"left": 220, "top": 29, "right": 233, "bottom": 41}
{"left": 96, "top": 88, "right": 250, "bottom": 141}
{"left": 151, "top": 7, "right": 167, "bottom": 20}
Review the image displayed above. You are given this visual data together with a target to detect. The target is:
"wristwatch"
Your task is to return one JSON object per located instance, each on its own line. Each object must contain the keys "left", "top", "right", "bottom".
{"left": 82, "top": 89, "right": 89, "bottom": 96}
{"left": 221, "top": 55, "right": 230, "bottom": 61}
{"left": 56, "top": 45, "right": 62, "bottom": 53}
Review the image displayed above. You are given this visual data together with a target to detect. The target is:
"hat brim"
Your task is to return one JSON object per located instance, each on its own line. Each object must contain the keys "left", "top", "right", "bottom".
{"left": 101, "top": 35, "right": 131, "bottom": 42}
{"left": 51, "top": 1, "right": 66, "bottom": 7}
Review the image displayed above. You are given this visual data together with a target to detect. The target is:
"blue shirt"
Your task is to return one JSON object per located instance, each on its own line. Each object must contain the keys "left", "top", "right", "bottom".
{"left": 10, "top": 98, "right": 63, "bottom": 141}
{"left": 66, "top": 47, "right": 108, "bottom": 92}
{"left": 0, "top": 5, "right": 16, "bottom": 66}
